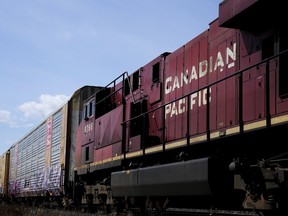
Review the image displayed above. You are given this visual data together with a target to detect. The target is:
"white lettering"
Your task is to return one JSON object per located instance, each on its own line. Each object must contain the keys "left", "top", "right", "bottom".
{"left": 190, "top": 93, "right": 197, "bottom": 110}
{"left": 171, "top": 102, "right": 178, "bottom": 117}
{"left": 181, "top": 71, "right": 189, "bottom": 87}
{"left": 165, "top": 88, "right": 212, "bottom": 119}
{"left": 199, "top": 60, "right": 208, "bottom": 78}
{"left": 179, "top": 98, "right": 186, "bottom": 114}
{"left": 164, "top": 43, "right": 237, "bottom": 96}
{"left": 84, "top": 122, "right": 93, "bottom": 134}
{"left": 190, "top": 66, "right": 198, "bottom": 81}
{"left": 165, "top": 76, "right": 172, "bottom": 94}
{"left": 172, "top": 76, "right": 180, "bottom": 92}
{"left": 214, "top": 51, "right": 224, "bottom": 72}
{"left": 227, "top": 43, "right": 236, "bottom": 68}
{"left": 165, "top": 104, "right": 171, "bottom": 119}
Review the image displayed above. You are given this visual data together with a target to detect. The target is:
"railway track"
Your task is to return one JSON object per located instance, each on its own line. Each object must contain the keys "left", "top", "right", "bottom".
{"left": 0, "top": 202, "right": 285, "bottom": 216}
{"left": 163, "top": 208, "right": 282, "bottom": 216}
{"left": 126, "top": 208, "right": 284, "bottom": 216}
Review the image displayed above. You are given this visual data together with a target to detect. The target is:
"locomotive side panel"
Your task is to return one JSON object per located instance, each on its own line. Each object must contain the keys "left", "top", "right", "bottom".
{"left": 66, "top": 86, "right": 100, "bottom": 186}
{"left": 238, "top": 29, "right": 288, "bottom": 129}
{"left": 241, "top": 32, "right": 264, "bottom": 123}
{"left": 197, "top": 32, "right": 210, "bottom": 134}
{"left": 164, "top": 20, "right": 239, "bottom": 145}
{"left": 164, "top": 31, "right": 209, "bottom": 142}
{"left": 174, "top": 47, "right": 185, "bottom": 140}
{"left": 140, "top": 55, "right": 166, "bottom": 144}
{"left": 93, "top": 105, "right": 123, "bottom": 165}
{"left": 208, "top": 20, "right": 239, "bottom": 132}
{"left": 80, "top": 94, "right": 96, "bottom": 167}
{"left": 186, "top": 34, "right": 204, "bottom": 137}
{"left": 94, "top": 105, "right": 123, "bottom": 149}
{"left": 73, "top": 87, "right": 102, "bottom": 171}
{"left": 125, "top": 55, "right": 165, "bottom": 153}
{"left": 164, "top": 46, "right": 184, "bottom": 141}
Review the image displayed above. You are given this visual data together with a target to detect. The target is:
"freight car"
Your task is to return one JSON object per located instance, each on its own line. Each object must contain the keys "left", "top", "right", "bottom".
{"left": 5, "top": 86, "right": 99, "bottom": 205}
{"left": 73, "top": 0, "right": 288, "bottom": 215}
{"left": 0, "top": 150, "right": 10, "bottom": 201}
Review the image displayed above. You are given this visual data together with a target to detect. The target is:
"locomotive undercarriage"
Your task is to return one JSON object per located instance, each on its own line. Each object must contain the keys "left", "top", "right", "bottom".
{"left": 230, "top": 157, "right": 288, "bottom": 210}
{"left": 74, "top": 160, "right": 288, "bottom": 215}
{"left": 73, "top": 124, "right": 288, "bottom": 215}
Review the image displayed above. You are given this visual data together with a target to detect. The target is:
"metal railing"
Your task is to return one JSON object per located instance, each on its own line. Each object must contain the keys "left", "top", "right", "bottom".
{"left": 122, "top": 49, "right": 288, "bottom": 154}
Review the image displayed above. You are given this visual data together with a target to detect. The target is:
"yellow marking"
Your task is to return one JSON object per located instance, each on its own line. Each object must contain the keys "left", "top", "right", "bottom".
{"left": 244, "top": 120, "right": 266, "bottom": 131}
{"left": 145, "top": 145, "right": 163, "bottom": 154}
{"left": 91, "top": 160, "right": 102, "bottom": 166}
{"left": 74, "top": 164, "right": 87, "bottom": 171}
{"left": 271, "top": 114, "right": 288, "bottom": 125}
{"left": 226, "top": 126, "right": 240, "bottom": 135}
{"left": 166, "top": 139, "right": 187, "bottom": 149}
{"left": 210, "top": 131, "right": 220, "bottom": 139}
{"left": 126, "top": 150, "right": 143, "bottom": 158}
{"left": 210, "top": 126, "right": 240, "bottom": 139}
{"left": 103, "top": 158, "right": 112, "bottom": 164}
{"left": 75, "top": 154, "right": 123, "bottom": 171}
{"left": 190, "top": 134, "right": 207, "bottom": 144}
{"left": 112, "top": 155, "right": 123, "bottom": 161}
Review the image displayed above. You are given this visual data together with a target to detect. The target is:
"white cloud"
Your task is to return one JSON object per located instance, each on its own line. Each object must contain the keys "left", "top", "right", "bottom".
{"left": 0, "top": 110, "right": 11, "bottom": 124}
{"left": 18, "top": 94, "right": 69, "bottom": 119}
{"left": 0, "top": 109, "right": 30, "bottom": 128}
{"left": 0, "top": 94, "right": 69, "bottom": 129}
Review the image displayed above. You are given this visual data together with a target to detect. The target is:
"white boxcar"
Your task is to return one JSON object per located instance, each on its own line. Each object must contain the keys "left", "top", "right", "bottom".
{"left": 7, "top": 86, "right": 100, "bottom": 200}
{"left": 8, "top": 105, "right": 68, "bottom": 198}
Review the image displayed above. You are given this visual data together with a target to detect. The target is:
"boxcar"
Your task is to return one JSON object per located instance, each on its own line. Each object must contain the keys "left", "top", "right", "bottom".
{"left": 0, "top": 150, "right": 10, "bottom": 201}
{"left": 7, "top": 86, "right": 99, "bottom": 204}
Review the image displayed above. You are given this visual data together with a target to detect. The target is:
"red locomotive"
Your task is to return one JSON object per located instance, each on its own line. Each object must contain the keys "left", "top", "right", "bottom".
{"left": 74, "top": 0, "right": 288, "bottom": 213}
{"left": 2, "top": 0, "right": 288, "bottom": 215}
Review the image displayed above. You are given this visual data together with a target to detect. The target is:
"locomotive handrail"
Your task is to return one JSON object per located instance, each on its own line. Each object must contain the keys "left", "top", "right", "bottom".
{"left": 97, "top": 71, "right": 126, "bottom": 93}
{"left": 94, "top": 71, "right": 137, "bottom": 107}
{"left": 94, "top": 71, "right": 126, "bottom": 106}
{"left": 123, "top": 71, "right": 137, "bottom": 104}
{"left": 122, "top": 48, "right": 288, "bottom": 135}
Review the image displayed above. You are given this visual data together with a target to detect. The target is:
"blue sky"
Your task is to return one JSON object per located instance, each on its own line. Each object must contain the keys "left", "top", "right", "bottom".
{"left": 0, "top": 0, "right": 220, "bottom": 156}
